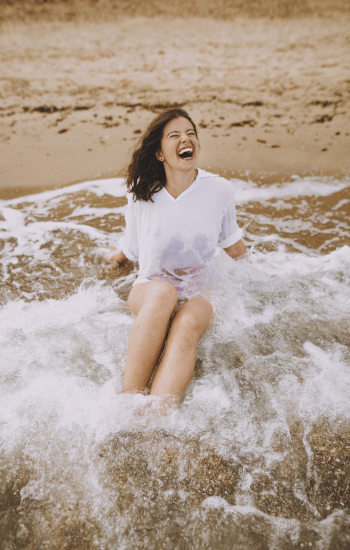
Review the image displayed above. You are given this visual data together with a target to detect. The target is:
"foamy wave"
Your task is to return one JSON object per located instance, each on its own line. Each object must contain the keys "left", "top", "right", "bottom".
{"left": 1, "top": 175, "right": 350, "bottom": 549}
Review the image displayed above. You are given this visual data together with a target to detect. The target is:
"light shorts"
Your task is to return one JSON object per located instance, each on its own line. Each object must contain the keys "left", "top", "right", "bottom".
{"left": 132, "top": 262, "right": 222, "bottom": 302}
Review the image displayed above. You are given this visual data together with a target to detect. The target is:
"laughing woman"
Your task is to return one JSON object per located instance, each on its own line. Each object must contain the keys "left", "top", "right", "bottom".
{"left": 102, "top": 108, "right": 246, "bottom": 404}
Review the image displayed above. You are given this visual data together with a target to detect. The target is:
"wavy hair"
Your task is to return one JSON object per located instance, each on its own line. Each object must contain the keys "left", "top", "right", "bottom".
{"left": 125, "top": 108, "right": 198, "bottom": 202}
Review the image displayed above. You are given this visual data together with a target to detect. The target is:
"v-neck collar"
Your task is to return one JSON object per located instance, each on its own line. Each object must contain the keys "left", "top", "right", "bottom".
{"left": 163, "top": 169, "right": 200, "bottom": 202}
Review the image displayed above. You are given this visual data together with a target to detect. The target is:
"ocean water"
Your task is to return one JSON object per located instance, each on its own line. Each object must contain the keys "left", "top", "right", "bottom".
{"left": 0, "top": 175, "right": 350, "bottom": 549}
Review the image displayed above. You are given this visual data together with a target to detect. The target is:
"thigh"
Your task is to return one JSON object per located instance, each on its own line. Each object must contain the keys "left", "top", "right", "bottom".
{"left": 128, "top": 280, "right": 178, "bottom": 317}
{"left": 173, "top": 295, "right": 213, "bottom": 338}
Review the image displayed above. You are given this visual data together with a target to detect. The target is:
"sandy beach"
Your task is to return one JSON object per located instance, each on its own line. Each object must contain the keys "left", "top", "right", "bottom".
{"left": 1, "top": 0, "right": 350, "bottom": 199}
{"left": 1, "top": 4, "right": 350, "bottom": 548}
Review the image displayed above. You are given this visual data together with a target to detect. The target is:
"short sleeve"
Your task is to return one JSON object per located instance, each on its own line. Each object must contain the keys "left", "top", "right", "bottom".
{"left": 118, "top": 194, "right": 139, "bottom": 261}
{"left": 217, "top": 186, "right": 244, "bottom": 249}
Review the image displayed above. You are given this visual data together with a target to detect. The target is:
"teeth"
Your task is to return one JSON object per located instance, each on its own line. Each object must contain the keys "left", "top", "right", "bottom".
{"left": 178, "top": 147, "right": 194, "bottom": 158}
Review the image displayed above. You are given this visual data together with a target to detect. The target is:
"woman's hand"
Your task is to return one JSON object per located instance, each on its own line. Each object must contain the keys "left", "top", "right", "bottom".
{"left": 224, "top": 239, "right": 247, "bottom": 261}
{"left": 99, "top": 246, "right": 129, "bottom": 266}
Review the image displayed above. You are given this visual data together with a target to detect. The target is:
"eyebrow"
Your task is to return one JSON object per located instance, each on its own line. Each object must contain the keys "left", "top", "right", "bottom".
{"left": 166, "top": 129, "right": 195, "bottom": 137}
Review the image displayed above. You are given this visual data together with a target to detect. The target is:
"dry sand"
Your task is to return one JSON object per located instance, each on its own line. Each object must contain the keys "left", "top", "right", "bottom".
{"left": 1, "top": 1, "right": 350, "bottom": 199}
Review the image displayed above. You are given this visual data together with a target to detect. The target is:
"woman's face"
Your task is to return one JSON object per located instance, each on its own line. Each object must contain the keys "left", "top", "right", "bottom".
{"left": 156, "top": 117, "right": 199, "bottom": 173}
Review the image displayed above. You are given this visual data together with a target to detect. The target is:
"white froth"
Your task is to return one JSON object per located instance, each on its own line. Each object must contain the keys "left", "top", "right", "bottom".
{"left": 1, "top": 175, "right": 350, "bottom": 549}
{"left": 232, "top": 176, "right": 349, "bottom": 204}
{"left": 0, "top": 177, "right": 127, "bottom": 207}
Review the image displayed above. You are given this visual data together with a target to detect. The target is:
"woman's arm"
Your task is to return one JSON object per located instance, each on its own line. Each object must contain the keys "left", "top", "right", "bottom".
{"left": 224, "top": 239, "right": 247, "bottom": 260}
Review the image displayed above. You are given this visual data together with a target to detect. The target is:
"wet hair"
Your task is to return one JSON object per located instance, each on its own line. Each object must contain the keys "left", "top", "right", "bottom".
{"left": 125, "top": 108, "right": 198, "bottom": 202}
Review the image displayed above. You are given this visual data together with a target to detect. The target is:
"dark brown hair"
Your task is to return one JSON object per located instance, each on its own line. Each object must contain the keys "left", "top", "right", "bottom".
{"left": 125, "top": 108, "right": 198, "bottom": 202}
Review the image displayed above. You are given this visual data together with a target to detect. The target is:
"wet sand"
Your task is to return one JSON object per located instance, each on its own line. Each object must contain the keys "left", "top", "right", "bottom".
{"left": 1, "top": 4, "right": 350, "bottom": 549}
{"left": 1, "top": 1, "right": 350, "bottom": 199}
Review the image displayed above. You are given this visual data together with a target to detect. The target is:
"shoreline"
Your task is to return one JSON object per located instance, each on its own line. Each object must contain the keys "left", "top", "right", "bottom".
{"left": 1, "top": 166, "right": 348, "bottom": 202}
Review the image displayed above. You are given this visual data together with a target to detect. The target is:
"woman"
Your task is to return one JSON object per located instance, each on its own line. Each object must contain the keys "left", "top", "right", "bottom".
{"left": 102, "top": 108, "right": 247, "bottom": 403}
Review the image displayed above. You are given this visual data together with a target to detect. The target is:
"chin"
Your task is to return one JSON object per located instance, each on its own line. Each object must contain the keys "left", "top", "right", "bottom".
{"left": 179, "top": 164, "right": 196, "bottom": 172}
{"left": 178, "top": 158, "right": 196, "bottom": 169}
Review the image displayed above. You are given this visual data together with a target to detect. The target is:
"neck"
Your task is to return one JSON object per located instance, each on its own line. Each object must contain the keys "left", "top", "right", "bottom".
{"left": 164, "top": 168, "right": 197, "bottom": 198}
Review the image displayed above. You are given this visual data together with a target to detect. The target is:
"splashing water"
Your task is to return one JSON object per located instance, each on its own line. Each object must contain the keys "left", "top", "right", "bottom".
{"left": 1, "top": 175, "right": 350, "bottom": 549}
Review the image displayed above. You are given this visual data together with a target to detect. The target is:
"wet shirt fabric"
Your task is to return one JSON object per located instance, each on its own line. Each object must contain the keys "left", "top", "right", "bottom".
{"left": 118, "top": 168, "right": 243, "bottom": 299}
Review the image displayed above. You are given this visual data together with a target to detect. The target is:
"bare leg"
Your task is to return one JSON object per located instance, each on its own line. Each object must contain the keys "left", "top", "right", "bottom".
{"left": 150, "top": 296, "right": 213, "bottom": 399}
{"left": 123, "top": 280, "right": 178, "bottom": 393}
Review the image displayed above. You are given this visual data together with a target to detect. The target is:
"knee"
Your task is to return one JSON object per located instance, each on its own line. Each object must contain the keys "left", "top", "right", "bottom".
{"left": 146, "top": 281, "right": 178, "bottom": 314}
{"left": 177, "top": 304, "right": 213, "bottom": 340}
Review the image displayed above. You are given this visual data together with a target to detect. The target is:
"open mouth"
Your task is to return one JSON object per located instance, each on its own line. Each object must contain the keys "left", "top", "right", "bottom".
{"left": 178, "top": 147, "right": 194, "bottom": 159}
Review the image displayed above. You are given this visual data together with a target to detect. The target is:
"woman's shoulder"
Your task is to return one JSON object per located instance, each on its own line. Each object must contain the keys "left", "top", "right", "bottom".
{"left": 197, "top": 168, "right": 234, "bottom": 196}
{"left": 125, "top": 191, "right": 159, "bottom": 210}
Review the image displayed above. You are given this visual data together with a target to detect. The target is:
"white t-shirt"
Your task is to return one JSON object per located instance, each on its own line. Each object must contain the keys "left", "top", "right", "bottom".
{"left": 119, "top": 168, "right": 243, "bottom": 299}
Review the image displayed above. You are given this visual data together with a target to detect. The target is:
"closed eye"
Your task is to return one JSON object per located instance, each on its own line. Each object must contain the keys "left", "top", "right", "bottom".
{"left": 167, "top": 130, "right": 196, "bottom": 138}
